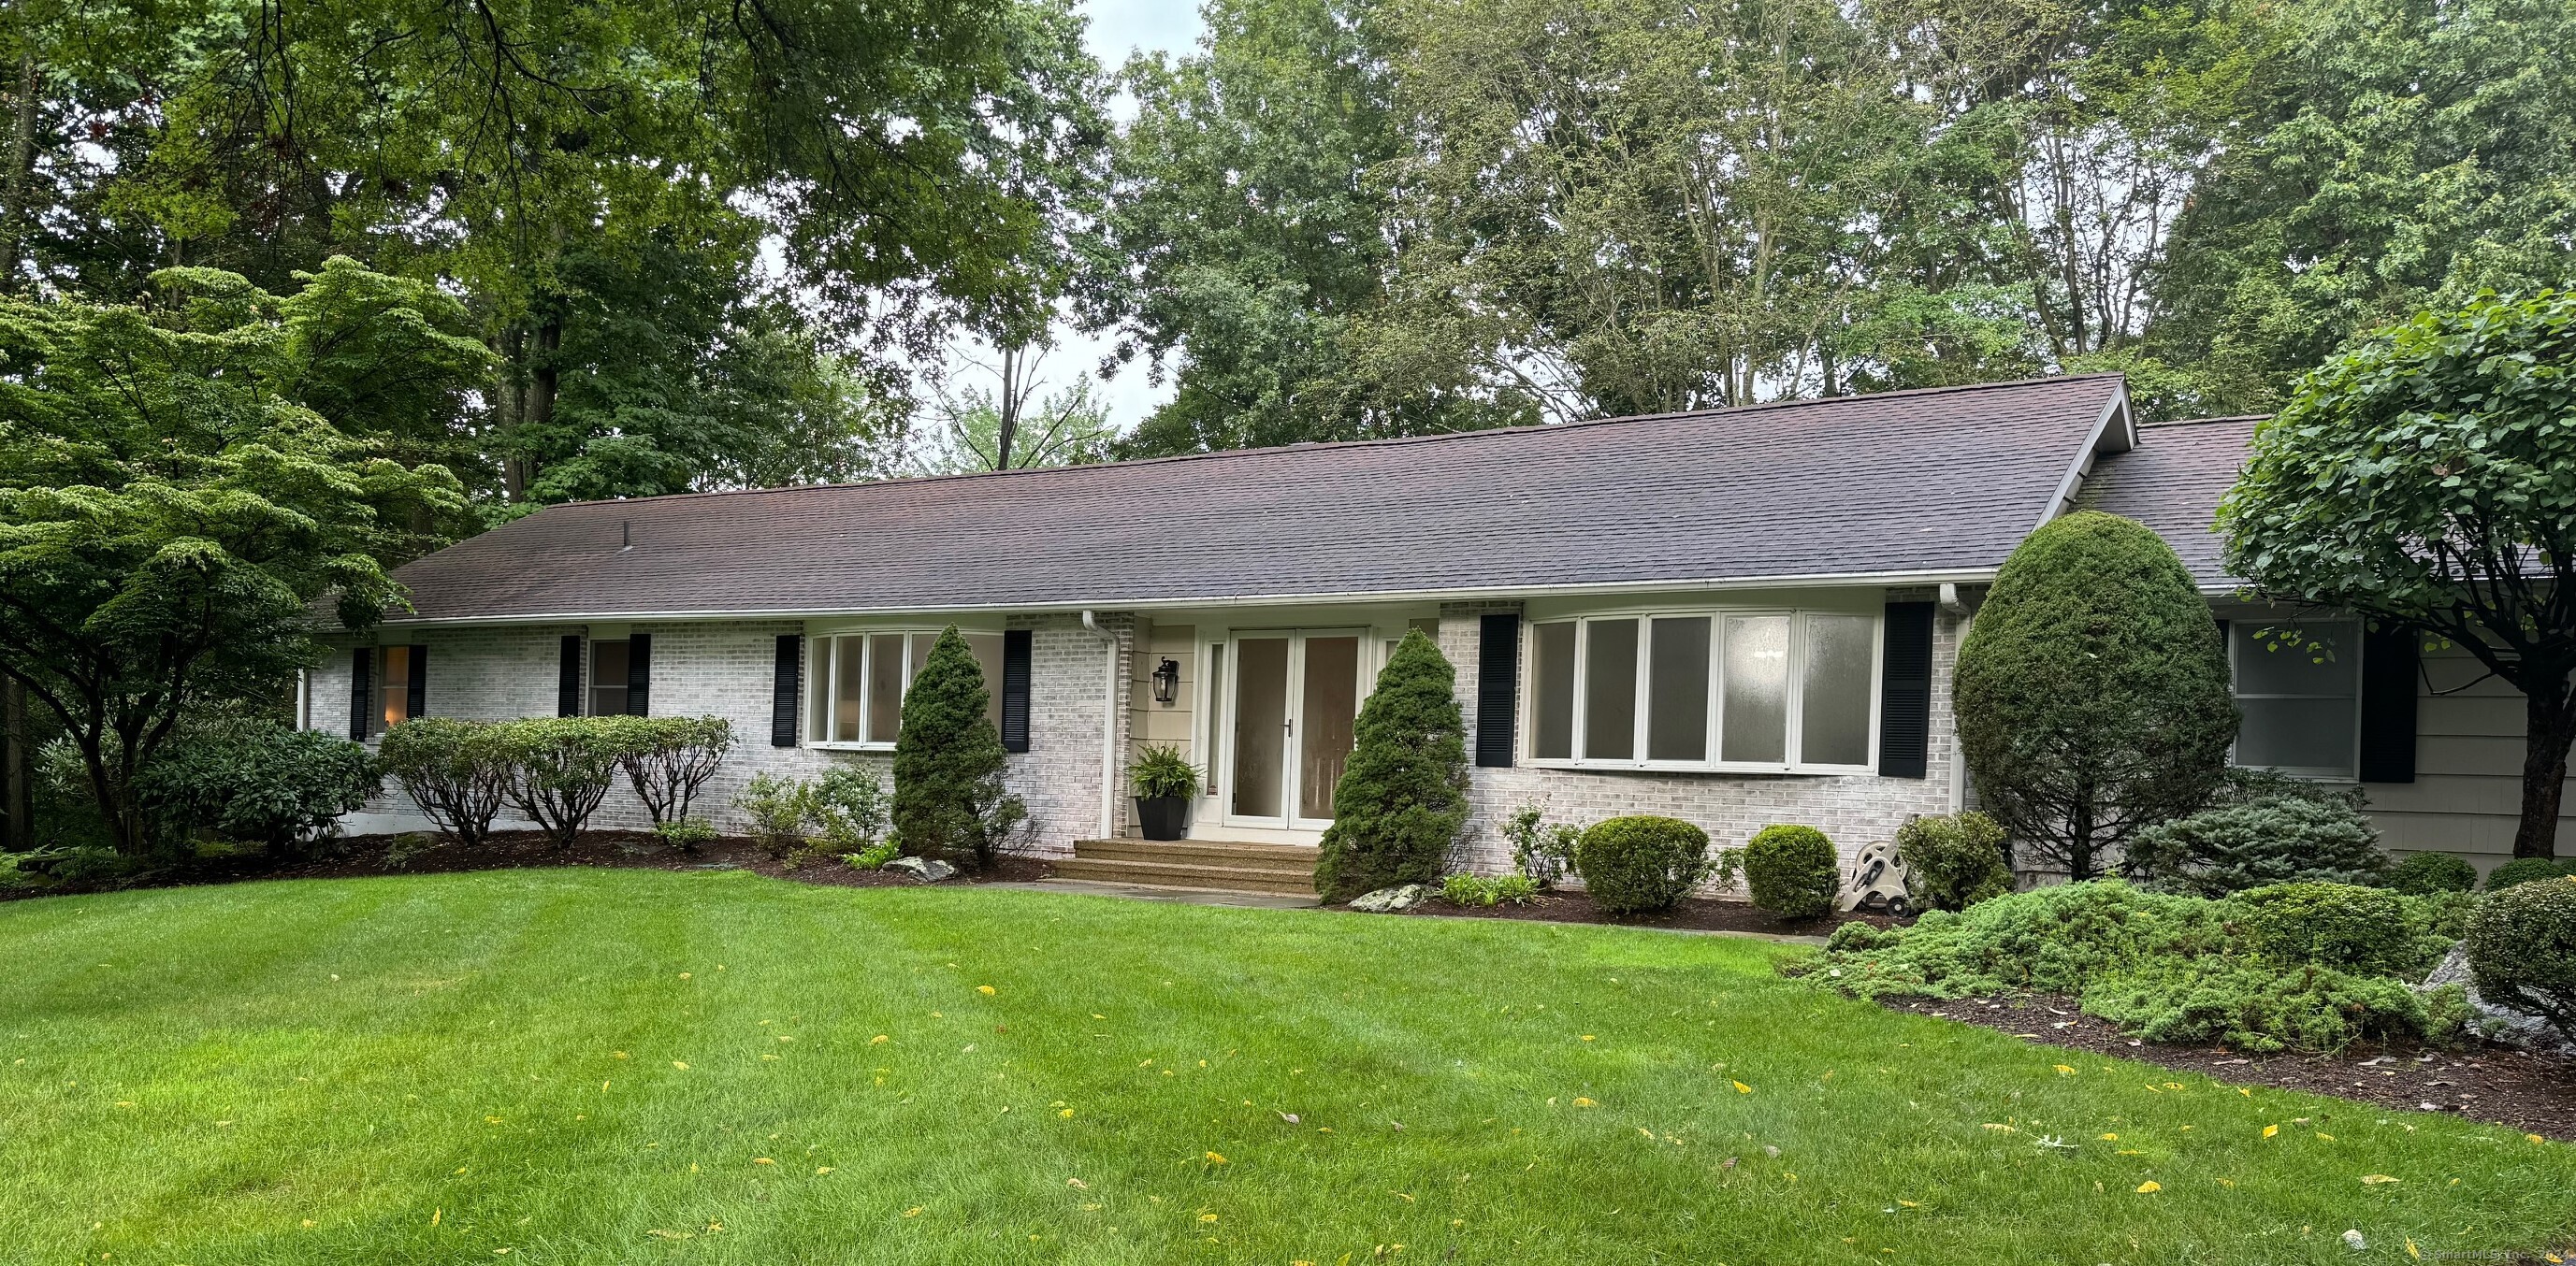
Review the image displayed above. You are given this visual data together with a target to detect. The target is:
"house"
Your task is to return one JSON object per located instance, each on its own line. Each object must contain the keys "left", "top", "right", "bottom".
{"left": 302, "top": 374, "right": 2569, "bottom": 889}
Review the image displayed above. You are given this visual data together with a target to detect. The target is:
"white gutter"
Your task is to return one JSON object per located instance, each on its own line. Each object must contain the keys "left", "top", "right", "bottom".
{"left": 1079, "top": 610, "right": 1121, "bottom": 839}
{"left": 372, "top": 567, "right": 2005, "bottom": 628}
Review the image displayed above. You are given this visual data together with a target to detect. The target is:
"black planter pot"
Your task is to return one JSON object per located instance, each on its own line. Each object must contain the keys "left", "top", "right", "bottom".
{"left": 1135, "top": 795, "right": 1189, "bottom": 841}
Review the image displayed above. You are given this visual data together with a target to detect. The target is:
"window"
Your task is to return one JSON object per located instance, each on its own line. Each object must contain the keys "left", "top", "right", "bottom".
{"left": 1526, "top": 609, "right": 1877, "bottom": 772}
{"left": 377, "top": 645, "right": 413, "bottom": 735}
{"left": 2231, "top": 620, "right": 2358, "bottom": 778}
{"left": 806, "top": 630, "right": 1006, "bottom": 747}
{"left": 589, "top": 640, "right": 630, "bottom": 717}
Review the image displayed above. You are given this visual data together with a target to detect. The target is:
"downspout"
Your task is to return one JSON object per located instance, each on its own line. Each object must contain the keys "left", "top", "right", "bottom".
{"left": 1939, "top": 584, "right": 1973, "bottom": 813}
{"left": 1080, "top": 611, "right": 1121, "bottom": 839}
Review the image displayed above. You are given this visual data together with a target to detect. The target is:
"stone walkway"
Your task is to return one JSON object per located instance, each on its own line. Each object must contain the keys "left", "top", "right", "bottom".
{"left": 986, "top": 878, "right": 1829, "bottom": 944}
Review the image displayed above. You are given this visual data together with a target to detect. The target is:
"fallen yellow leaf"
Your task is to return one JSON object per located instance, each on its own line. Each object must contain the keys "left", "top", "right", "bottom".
{"left": 871, "top": 1035, "right": 890, "bottom": 1045}
{"left": 2263, "top": 1125, "right": 2279, "bottom": 1139}
{"left": 2135, "top": 1181, "right": 2161, "bottom": 1194}
{"left": 1732, "top": 1081, "right": 1753, "bottom": 1095}
{"left": 817, "top": 1167, "right": 834, "bottom": 1174}
{"left": 673, "top": 1061, "right": 689, "bottom": 1071}
{"left": 2052, "top": 1065, "right": 2075, "bottom": 1075}
{"left": 978, "top": 985, "right": 996, "bottom": 996}
{"left": 2361, "top": 1174, "right": 2398, "bottom": 1185}
{"left": 1205, "top": 1151, "right": 1227, "bottom": 1165}
{"left": 1572, "top": 1097, "right": 1598, "bottom": 1107}
{"left": 754, "top": 1158, "right": 775, "bottom": 1166}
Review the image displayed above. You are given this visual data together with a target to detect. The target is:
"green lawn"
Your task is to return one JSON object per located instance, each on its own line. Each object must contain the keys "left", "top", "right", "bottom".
{"left": 2, "top": 870, "right": 2570, "bottom": 1264}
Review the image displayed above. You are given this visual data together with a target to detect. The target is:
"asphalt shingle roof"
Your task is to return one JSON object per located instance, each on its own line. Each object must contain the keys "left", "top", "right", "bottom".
{"left": 2077, "top": 415, "right": 2262, "bottom": 590}
{"left": 380, "top": 375, "right": 2132, "bottom": 625}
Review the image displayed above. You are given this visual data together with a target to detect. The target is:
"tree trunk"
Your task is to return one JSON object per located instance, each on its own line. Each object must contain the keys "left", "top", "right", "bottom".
{"left": 2512, "top": 679, "right": 2575, "bottom": 859}
{"left": 1, "top": 677, "right": 28, "bottom": 852}
{"left": 0, "top": 54, "right": 39, "bottom": 288}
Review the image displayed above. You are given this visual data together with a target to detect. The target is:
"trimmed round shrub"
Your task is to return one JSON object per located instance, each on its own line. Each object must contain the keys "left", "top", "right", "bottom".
{"left": 2463, "top": 875, "right": 2576, "bottom": 1042}
{"left": 136, "top": 715, "right": 377, "bottom": 856}
{"left": 1573, "top": 815, "right": 1712, "bottom": 914}
{"left": 2483, "top": 856, "right": 2576, "bottom": 892}
{"left": 1315, "top": 629, "right": 1468, "bottom": 902}
{"left": 2389, "top": 851, "right": 2479, "bottom": 897}
{"left": 1895, "top": 812, "right": 2013, "bottom": 912}
{"left": 2124, "top": 795, "right": 2388, "bottom": 896}
{"left": 380, "top": 717, "right": 511, "bottom": 847}
{"left": 2225, "top": 882, "right": 2420, "bottom": 975}
{"left": 1952, "top": 511, "right": 2237, "bottom": 879}
{"left": 1743, "top": 824, "right": 1839, "bottom": 920}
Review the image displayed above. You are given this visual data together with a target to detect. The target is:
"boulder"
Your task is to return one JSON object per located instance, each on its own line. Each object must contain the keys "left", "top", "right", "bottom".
{"left": 2418, "top": 944, "right": 2576, "bottom": 1055}
{"left": 884, "top": 855, "right": 959, "bottom": 884}
{"left": 1349, "top": 884, "right": 1427, "bottom": 913}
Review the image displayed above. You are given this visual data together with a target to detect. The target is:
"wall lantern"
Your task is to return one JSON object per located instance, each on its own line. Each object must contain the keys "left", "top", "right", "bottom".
{"left": 1151, "top": 657, "right": 1181, "bottom": 704}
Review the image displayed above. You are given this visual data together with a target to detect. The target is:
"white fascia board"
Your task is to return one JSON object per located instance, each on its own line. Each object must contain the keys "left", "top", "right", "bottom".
{"left": 2032, "top": 382, "right": 2137, "bottom": 535}
{"left": 372, "top": 566, "right": 2004, "bottom": 630}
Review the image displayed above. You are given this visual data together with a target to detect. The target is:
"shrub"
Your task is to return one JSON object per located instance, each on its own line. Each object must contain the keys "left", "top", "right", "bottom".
{"left": 1743, "top": 824, "right": 1839, "bottom": 920}
{"left": 606, "top": 716, "right": 734, "bottom": 827}
{"left": 1315, "top": 629, "right": 1468, "bottom": 902}
{"left": 892, "top": 626, "right": 1025, "bottom": 870}
{"left": 734, "top": 773, "right": 809, "bottom": 858}
{"left": 1130, "top": 745, "right": 1202, "bottom": 798}
{"left": 494, "top": 718, "right": 622, "bottom": 848}
{"left": 654, "top": 816, "right": 717, "bottom": 851}
{"left": 2483, "top": 856, "right": 2576, "bottom": 892}
{"left": 378, "top": 717, "right": 512, "bottom": 847}
{"left": 2463, "top": 876, "right": 2576, "bottom": 1042}
{"left": 842, "top": 839, "right": 902, "bottom": 870}
{"left": 1490, "top": 872, "right": 1539, "bottom": 905}
{"left": 2225, "top": 882, "right": 2431, "bottom": 976}
{"left": 134, "top": 715, "right": 377, "bottom": 856}
{"left": 1574, "top": 815, "right": 1712, "bottom": 914}
{"left": 1500, "top": 802, "right": 1581, "bottom": 888}
{"left": 1953, "top": 511, "right": 2238, "bottom": 879}
{"left": 2124, "top": 795, "right": 2389, "bottom": 896}
{"left": 1441, "top": 871, "right": 1498, "bottom": 907}
{"left": 2390, "top": 851, "right": 2479, "bottom": 896}
{"left": 2084, "top": 959, "right": 2463, "bottom": 1054}
{"left": 1895, "top": 813, "right": 2013, "bottom": 912}
{"left": 807, "top": 766, "right": 890, "bottom": 853}
{"left": 2206, "top": 766, "right": 2368, "bottom": 812}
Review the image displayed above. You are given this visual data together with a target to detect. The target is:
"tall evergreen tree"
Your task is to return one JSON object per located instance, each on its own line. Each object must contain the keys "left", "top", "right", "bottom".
{"left": 892, "top": 627, "right": 1025, "bottom": 869}
{"left": 1314, "top": 628, "right": 1467, "bottom": 901}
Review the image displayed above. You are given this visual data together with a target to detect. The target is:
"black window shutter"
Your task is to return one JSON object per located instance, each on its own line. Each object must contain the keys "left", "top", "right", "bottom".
{"left": 349, "top": 647, "right": 372, "bottom": 740}
{"left": 1475, "top": 613, "right": 1519, "bottom": 768}
{"left": 1878, "top": 601, "right": 1934, "bottom": 779}
{"left": 557, "top": 635, "right": 583, "bottom": 716}
{"left": 1000, "top": 629, "right": 1033, "bottom": 753}
{"left": 626, "top": 633, "right": 652, "bottom": 716}
{"left": 406, "top": 645, "right": 428, "bottom": 722}
{"left": 2359, "top": 624, "right": 2419, "bottom": 784}
{"left": 771, "top": 635, "right": 803, "bottom": 747}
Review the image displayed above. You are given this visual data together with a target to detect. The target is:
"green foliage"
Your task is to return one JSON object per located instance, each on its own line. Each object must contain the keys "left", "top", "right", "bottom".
{"left": 1741, "top": 825, "right": 1839, "bottom": 921}
{"left": 2390, "top": 852, "right": 2480, "bottom": 897}
{"left": 1895, "top": 813, "right": 2014, "bottom": 913}
{"left": 2463, "top": 876, "right": 2576, "bottom": 1042}
{"left": 1490, "top": 872, "right": 1538, "bottom": 905}
{"left": 1573, "top": 816, "right": 1714, "bottom": 915}
{"left": 1500, "top": 802, "right": 1581, "bottom": 888}
{"left": 2124, "top": 795, "right": 2389, "bottom": 897}
{"left": 2483, "top": 857, "right": 2576, "bottom": 893}
{"left": 842, "top": 840, "right": 904, "bottom": 870}
{"left": 1314, "top": 629, "right": 1467, "bottom": 902}
{"left": 733, "top": 773, "right": 810, "bottom": 859}
{"left": 1129, "top": 745, "right": 1203, "bottom": 799}
{"left": 806, "top": 767, "right": 890, "bottom": 855}
{"left": 0, "top": 266, "right": 474, "bottom": 851}
{"left": 491, "top": 719, "right": 622, "bottom": 850}
{"left": 892, "top": 628, "right": 1024, "bottom": 870}
{"left": 1440, "top": 871, "right": 1498, "bottom": 908}
{"left": 1953, "top": 512, "right": 2238, "bottom": 879}
{"left": 653, "top": 817, "right": 717, "bottom": 852}
{"left": 132, "top": 714, "right": 376, "bottom": 857}
{"left": 377, "top": 718, "right": 512, "bottom": 848}
{"left": 1816, "top": 880, "right": 2471, "bottom": 1053}
{"left": 601, "top": 716, "right": 734, "bottom": 827}
{"left": 2220, "top": 291, "right": 2576, "bottom": 861}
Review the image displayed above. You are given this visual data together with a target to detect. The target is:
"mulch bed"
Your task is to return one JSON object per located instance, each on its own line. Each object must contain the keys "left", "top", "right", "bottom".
{"left": 7, "top": 832, "right": 1052, "bottom": 899}
{"left": 1400, "top": 889, "right": 1899, "bottom": 939}
{"left": 1879, "top": 992, "right": 2576, "bottom": 1141}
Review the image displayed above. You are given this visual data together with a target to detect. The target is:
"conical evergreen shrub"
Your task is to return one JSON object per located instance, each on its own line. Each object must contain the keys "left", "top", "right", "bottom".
{"left": 893, "top": 626, "right": 1025, "bottom": 869}
{"left": 1315, "top": 628, "right": 1468, "bottom": 901}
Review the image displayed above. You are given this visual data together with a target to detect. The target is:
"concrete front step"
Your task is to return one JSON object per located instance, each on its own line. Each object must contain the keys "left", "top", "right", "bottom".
{"left": 1055, "top": 842, "right": 1319, "bottom": 896}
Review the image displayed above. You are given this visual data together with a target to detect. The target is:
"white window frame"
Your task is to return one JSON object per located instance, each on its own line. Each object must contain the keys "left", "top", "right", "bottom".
{"left": 2226, "top": 617, "right": 2362, "bottom": 781}
{"left": 1521, "top": 605, "right": 1881, "bottom": 775}
{"left": 803, "top": 627, "right": 1005, "bottom": 751}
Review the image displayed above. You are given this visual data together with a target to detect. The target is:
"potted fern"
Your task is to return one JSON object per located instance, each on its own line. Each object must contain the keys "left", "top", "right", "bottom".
{"left": 1129, "top": 744, "right": 1202, "bottom": 841}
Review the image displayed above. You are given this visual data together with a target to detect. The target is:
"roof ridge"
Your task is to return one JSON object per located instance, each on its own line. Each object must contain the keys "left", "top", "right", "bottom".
{"left": 531, "top": 373, "right": 2130, "bottom": 515}
{"left": 2138, "top": 414, "right": 2270, "bottom": 429}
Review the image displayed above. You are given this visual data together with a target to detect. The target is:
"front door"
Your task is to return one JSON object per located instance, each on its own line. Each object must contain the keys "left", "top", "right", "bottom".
{"left": 1223, "top": 630, "right": 1365, "bottom": 831}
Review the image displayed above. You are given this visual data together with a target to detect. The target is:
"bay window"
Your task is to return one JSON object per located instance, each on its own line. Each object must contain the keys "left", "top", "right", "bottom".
{"left": 1527, "top": 609, "right": 1877, "bottom": 772}
{"left": 807, "top": 629, "right": 1006, "bottom": 747}
{"left": 2230, "top": 619, "right": 2359, "bottom": 778}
